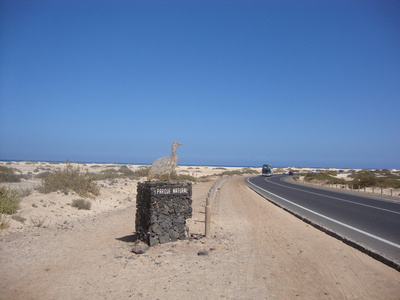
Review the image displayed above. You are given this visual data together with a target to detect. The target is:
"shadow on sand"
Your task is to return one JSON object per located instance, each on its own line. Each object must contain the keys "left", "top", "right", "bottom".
{"left": 115, "top": 233, "right": 138, "bottom": 243}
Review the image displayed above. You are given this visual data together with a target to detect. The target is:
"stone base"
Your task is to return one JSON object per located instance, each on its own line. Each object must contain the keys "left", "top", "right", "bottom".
{"left": 135, "top": 181, "right": 192, "bottom": 246}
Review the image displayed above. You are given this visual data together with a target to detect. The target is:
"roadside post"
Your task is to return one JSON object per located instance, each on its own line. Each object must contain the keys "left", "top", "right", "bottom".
{"left": 205, "top": 195, "right": 211, "bottom": 238}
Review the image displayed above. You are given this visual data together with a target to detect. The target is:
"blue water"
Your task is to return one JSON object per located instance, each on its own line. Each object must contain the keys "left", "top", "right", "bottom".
{"left": 1, "top": 158, "right": 391, "bottom": 170}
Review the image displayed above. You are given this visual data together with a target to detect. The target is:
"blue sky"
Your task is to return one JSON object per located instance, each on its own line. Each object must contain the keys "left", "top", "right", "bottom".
{"left": 1, "top": 1, "right": 399, "bottom": 169}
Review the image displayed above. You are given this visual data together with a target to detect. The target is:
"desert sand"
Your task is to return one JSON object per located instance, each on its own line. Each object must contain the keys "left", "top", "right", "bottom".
{"left": 1, "top": 161, "right": 399, "bottom": 299}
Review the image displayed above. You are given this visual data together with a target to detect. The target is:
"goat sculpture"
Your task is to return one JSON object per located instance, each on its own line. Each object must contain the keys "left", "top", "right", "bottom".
{"left": 147, "top": 141, "right": 182, "bottom": 181}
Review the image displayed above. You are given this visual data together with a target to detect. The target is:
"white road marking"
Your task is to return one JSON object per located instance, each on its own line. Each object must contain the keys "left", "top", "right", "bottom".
{"left": 247, "top": 177, "right": 400, "bottom": 249}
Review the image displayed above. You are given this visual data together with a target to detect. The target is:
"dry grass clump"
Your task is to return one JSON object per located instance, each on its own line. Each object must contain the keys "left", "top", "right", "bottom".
{"left": 37, "top": 164, "right": 100, "bottom": 197}
{"left": 71, "top": 199, "right": 92, "bottom": 210}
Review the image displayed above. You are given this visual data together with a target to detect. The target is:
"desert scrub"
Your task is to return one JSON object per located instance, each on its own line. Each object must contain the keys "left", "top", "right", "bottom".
{"left": 88, "top": 165, "right": 148, "bottom": 180}
{"left": 219, "top": 168, "right": 259, "bottom": 176}
{"left": 0, "top": 187, "right": 21, "bottom": 215}
{"left": 71, "top": 199, "right": 92, "bottom": 210}
{"left": 349, "top": 170, "right": 400, "bottom": 189}
{"left": 158, "top": 171, "right": 196, "bottom": 182}
{"left": 304, "top": 173, "right": 345, "bottom": 185}
{"left": 0, "top": 166, "right": 21, "bottom": 182}
{"left": 37, "top": 164, "right": 100, "bottom": 197}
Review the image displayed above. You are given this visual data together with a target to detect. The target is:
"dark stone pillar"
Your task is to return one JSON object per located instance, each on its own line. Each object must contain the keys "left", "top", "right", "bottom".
{"left": 135, "top": 181, "right": 192, "bottom": 246}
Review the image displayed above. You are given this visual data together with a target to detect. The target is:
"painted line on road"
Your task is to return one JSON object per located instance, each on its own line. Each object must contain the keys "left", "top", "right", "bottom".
{"left": 247, "top": 177, "right": 400, "bottom": 250}
{"left": 268, "top": 177, "right": 400, "bottom": 216}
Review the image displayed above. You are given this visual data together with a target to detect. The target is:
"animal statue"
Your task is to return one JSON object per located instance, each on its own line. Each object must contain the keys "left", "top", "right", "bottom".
{"left": 147, "top": 141, "right": 182, "bottom": 181}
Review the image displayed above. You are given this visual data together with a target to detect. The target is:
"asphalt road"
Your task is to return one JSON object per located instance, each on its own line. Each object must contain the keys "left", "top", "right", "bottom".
{"left": 246, "top": 175, "right": 400, "bottom": 269}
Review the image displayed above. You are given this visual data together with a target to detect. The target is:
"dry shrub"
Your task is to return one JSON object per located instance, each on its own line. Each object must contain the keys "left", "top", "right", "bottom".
{"left": 38, "top": 164, "right": 100, "bottom": 197}
{"left": 0, "top": 166, "right": 21, "bottom": 182}
{"left": 0, "top": 187, "right": 20, "bottom": 215}
{"left": 71, "top": 199, "right": 92, "bottom": 210}
{"left": 30, "top": 216, "right": 48, "bottom": 227}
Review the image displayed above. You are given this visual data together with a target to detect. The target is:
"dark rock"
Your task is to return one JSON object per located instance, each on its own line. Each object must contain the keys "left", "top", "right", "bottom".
{"left": 149, "top": 235, "right": 159, "bottom": 247}
{"left": 169, "top": 229, "right": 180, "bottom": 241}
{"left": 159, "top": 234, "right": 171, "bottom": 244}
{"left": 151, "top": 223, "right": 163, "bottom": 235}
{"left": 191, "top": 233, "right": 203, "bottom": 240}
{"left": 198, "top": 250, "right": 209, "bottom": 256}
{"left": 131, "top": 242, "right": 150, "bottom": 255}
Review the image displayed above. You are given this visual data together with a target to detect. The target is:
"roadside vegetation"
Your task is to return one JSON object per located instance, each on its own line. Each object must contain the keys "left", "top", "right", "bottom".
{"left": 219, "top": 168, "right": 259, "bottom": 176}
{"left": 197, "top": 167, "right": 259, "bottom": 181}
{"left": 349, "top": 170, "right": 400, "bottom": 189}
{"left": 304, "top": 172, "right": 345, "bottom": 185}
{"left": 302, "top": 170, "right": 400, "bottom": 189}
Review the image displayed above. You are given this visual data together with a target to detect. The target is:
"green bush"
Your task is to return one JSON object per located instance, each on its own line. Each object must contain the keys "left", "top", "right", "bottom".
{"left": 350, "top": 171, "right": 377, "bottom": 189}
{"left": 37, "top": 164, "right": 100, "bottom": 197}
{"left": 0, "top": 187, "right": 20, "bottom": 215}
{"left": 71, "top": 199, "right": 92, "bottom": 210}
{"left": 376, "top": 178, "right": 400, "bottom": 188}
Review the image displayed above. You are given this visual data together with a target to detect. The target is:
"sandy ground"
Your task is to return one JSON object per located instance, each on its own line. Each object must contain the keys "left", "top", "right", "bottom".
{"left": 1, "top": 162, "right": 400, "bottom": 299}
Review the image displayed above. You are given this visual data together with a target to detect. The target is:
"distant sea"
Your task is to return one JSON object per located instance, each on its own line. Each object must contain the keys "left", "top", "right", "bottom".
{"left": 0, "top": 159, "right": 261, "bottom": 168}
{"left": 1, "top": 159, "right": 393, "bottom": 170}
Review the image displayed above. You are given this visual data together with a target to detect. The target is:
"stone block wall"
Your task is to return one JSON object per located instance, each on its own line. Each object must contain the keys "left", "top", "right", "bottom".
{"left": 135, "top": 181, "right": 192, "bottom": 246}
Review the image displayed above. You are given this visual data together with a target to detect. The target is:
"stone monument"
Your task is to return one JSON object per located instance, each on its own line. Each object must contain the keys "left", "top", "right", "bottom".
{"left": 135, "top": 141, "right": 192, "bottom": 246}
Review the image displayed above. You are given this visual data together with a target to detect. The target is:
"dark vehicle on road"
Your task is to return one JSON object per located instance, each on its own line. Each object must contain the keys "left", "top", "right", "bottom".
{"left": 262, "top": 164, "right": 273, "bottom": 177}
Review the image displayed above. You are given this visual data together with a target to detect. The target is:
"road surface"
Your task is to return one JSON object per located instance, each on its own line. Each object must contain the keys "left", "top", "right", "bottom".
{"left": 247, "top": 175, "right": 400, "bottom": 269}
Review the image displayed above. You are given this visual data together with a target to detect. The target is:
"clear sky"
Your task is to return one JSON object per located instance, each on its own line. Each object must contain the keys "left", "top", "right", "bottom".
{"left": 1, "top": 1, "right": 399, "bottom": 169}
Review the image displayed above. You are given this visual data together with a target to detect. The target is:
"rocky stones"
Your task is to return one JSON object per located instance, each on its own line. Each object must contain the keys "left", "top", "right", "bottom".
{"left": 135, "top": 181, "right": 192, "bottom": 246}
{"left": 131, "top": 241, "right": 150, "bottom": 254}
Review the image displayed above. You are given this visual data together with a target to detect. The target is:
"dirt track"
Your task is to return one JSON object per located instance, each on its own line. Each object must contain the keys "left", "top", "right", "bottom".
{"left": 1, "top": 176, "right": 399, "bottom": 299}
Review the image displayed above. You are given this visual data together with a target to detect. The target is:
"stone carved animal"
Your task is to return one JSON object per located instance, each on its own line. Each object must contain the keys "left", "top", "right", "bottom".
{"left": 147, "top": 141, "right": 182, "bottom": 181}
